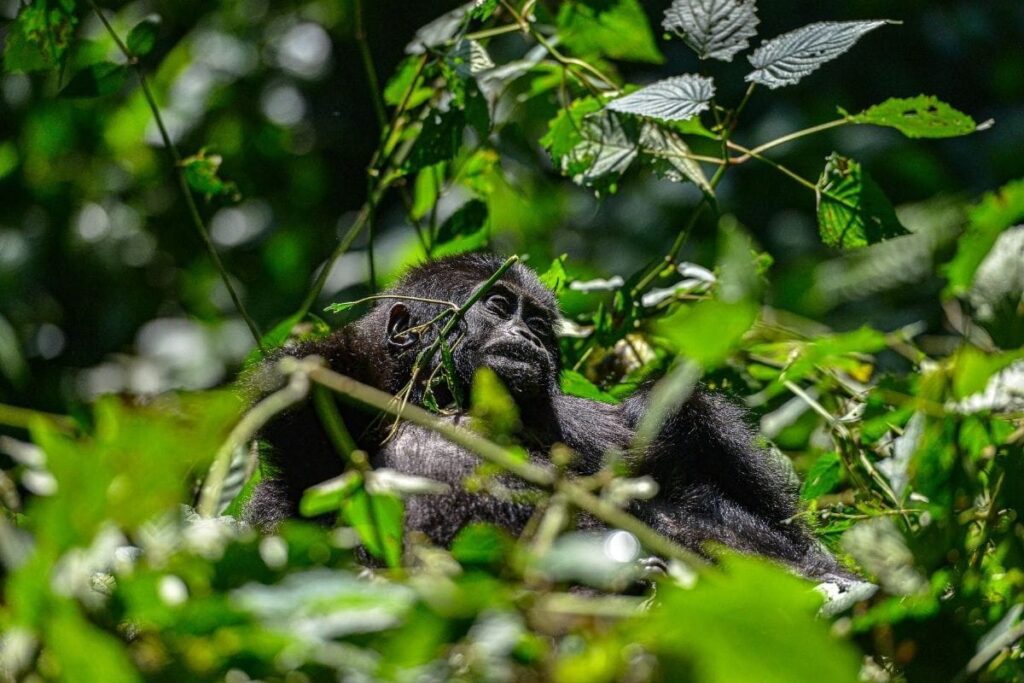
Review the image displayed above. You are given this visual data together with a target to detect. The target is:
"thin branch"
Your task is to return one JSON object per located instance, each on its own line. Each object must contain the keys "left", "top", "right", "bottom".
{"left": 0, "top": 403, "right": 76, "bottom": 433}
{"left": 305, "top": 364, "right": 708, "bottom": 570}
{"left": 86, "top": 0, "right": 265, "bottom": 353}
{"left": 732, "top": 118, "right": 848, "bottom": 163}
{"left": 353, "top": 0, "right": 387, "bottom": 131}
{"left": 197, "top": 360, "right": 313, "bottom": 516}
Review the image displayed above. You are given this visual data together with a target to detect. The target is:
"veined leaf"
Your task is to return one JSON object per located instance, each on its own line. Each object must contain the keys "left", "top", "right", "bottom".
{"left": 816, "top": 153, "right": 910, "bottom": 249}
{"left": 844, "top": 96, "right": 979, "bottom": 139}
{"left": 3, "top": 0, "right": 78, "bottom": 73}
{"left": 401, "top": 107, "right": 466, "bottom": 175}
{"left": 746, "top": 20, "right": 893, "bottom": 89}
{"left": 606, "top": 74, "right": 715, "bottom": 122}
{"left": 640, "top": 123, "right": 713, "bottom": 196}
{"left": 448, "top": 39, "right": 494, "bottom": 77}
{"left": 662, "top": 0, "right": 759, "bottom": 62}
{"left": 564, "top": 112, "right": 640, "bottom": 188}
{"left": 406, "top": 3, "right": 471, "bottom": 54}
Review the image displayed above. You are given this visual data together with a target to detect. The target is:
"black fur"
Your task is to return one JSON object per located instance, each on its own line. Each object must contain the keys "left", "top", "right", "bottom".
{"left": 244, "top": 253, "right": 852, "bottom": 581}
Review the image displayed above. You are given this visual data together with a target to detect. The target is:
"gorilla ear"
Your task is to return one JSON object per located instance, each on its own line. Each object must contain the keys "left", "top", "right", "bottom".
{"left": 386, "top": 303, "right": 417, "bottom": 350}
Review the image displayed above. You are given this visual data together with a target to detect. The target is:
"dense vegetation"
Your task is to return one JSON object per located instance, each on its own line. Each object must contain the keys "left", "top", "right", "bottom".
{"left": 1, "top": 0, "right": 1022, "bottom": 680}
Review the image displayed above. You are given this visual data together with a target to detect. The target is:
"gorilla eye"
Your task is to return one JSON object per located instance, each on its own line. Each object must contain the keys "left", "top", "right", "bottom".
{"left": 485, "top": 293, "right": 512, "bottom": 316}
{"left": 527, "top": 317, "right": 549, "bottom": 335}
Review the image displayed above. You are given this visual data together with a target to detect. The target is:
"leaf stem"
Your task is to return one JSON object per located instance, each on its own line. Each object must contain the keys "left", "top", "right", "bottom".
{"left": 0, "top": 403, "right": 76, "bottom": 433}
{"left": 86, "top": 0, "right": 265, "bottom": 353}
{"left": 353, "top": 0, "right": 387, "bottom": 131}
{"left": 732, "top": 118, "right": 848, "bottom": 163}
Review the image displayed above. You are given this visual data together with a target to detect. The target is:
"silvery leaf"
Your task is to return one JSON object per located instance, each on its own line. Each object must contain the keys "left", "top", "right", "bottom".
{"left": 746, "top": 20, "right": 893, "bottom": 89}
{"left": 406, "top": 3, "right": 473, "bottom": 54}
{"left": 640, "top": 122, "right": 713, "bottom": 195}
{"left": 606, "top": 74, "right": 715, "bottom": 122}
{"left": 662, "top": 0, "right": 759, "bottom": 62}
{"left": 448, "top": 39, "right": 495, "bottom": 77}
{"left": 565, "top": 113, "right": 639, "bottom": 187}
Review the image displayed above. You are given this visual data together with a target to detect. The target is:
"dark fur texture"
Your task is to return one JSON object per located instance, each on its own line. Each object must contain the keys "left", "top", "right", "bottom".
{"left": 244, "top": 253, "right": 852, "bottom": 581}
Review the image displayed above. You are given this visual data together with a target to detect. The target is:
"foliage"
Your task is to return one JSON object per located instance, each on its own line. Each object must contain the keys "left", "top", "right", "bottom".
{"left": 0, "top": 0, "right": 1022, "bottom": 681}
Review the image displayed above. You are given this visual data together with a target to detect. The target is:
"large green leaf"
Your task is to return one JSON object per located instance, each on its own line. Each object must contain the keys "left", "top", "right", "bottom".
{"left": 2, "top": 0, "right": 78, "bottom": 73}
{"left": 844, "top": 96, "right": 979, "bottom": 139}
{"left": 944, "top": 178, "right": 1024, "bottom": 296}
{"left": 816, "top": 153, "right": 910, "bottom": 249}
{"left": 557, "top": 0, "right": 664, "bottom": 64}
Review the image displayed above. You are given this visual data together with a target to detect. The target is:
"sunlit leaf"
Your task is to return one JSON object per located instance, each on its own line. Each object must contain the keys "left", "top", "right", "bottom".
{"left": 816, "top": 153, "right": 910, "bottom": 249}
{"left": 561, "top": 369, "right": 618, "bottom": 404}
{"left": 448, "top": 39, "right": 494, "bottom": 77}
{"left": 564, "top": 112, "right": 640, "bottom": 189}
{"left": 640, "top": 122, "right": 713, "bottom": 196}
{"left": 747, "top": 21, "right": 893, "bottom": 89}
{"left": 800, "top": 451, "right": 842, "bottom": 500}
{"left": 342, "top": 488, "right": 405, "bottom": 568}
{"left": 406, "top": 3, "right": 471, "bottom": 54}
{"left": 944, "top": 178, "right": 1024, "bottom": 296}
{"left": 300, "top": 471, "right": 363, "bottom": 518}
{"left": 606, "top": 74, "right": 715, "bottom": 122}
{"left": 662, "top": 0, "right": 759, "bottom": 62}
{"left": 558, "top": 0, "right": 664, "bottom": 64}
{"left": 471, "top": 367, "right": 520, "bottom": 440}
{"left": 844, "top": 96, "right": 979, "bottom": 139}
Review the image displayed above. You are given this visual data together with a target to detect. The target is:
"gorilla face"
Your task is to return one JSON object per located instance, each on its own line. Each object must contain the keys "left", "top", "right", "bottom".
{"left": 458, "top": 282, "right": 559, "bottom": 397}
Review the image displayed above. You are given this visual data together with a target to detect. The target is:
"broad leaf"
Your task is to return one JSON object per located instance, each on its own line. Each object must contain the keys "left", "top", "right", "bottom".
{"left": 801, "top": 451, "right": 843, "bottom": 500}
{"left": 662, "top": 0, "right": 759, "bottom": 62}
{"left": 816, "top": 153, "right": 910, "bottom": 249}
{"left": 3, "top": 0, "right": 78, "bottom": 73}
{"left": 437, "top": 199, "right": 488, "bottom": 242}
{"left": 640, "top": 123, "right": 713, "bottom": 196}
{"left": 606, "top": 74, "right": 715, "bottom": 122}
{"left": 564, "top": 112, "right": 639, "bottom": 189}
{"left": 558, "top": 0, "right": 664, "bottom": 64}
{"left": 561, "top": 369, "right": 618, "bottom": 404}
{"left": 406, "top": 3, "right": 471, "bottom": 54}
{"left": 402, "top": 107, "right": 466, "bottom": 174}
{"left": 60, "top": 62, "right": 129, "bottom": 98}
{"left": 127, "top": 17, "right": 161, "bottom": 58}
{"left": 944, "top": 178, "right": 1024, "bottom": 295}
{"left": 844, "top": 96, "right": 978, "bottom": 139}
{"left": 746, "top": 20, "right": 893, "bottom": 89}
{"left": 448, "top": 39, "right": 494, "bottom": 77}
{"left": 342, "top": 488, "right": 405, "bottom": 568}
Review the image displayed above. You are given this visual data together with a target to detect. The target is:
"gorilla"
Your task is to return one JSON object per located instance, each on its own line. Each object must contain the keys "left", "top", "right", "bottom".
{"left": 245, "top": 253, "right": 853, "bottom": 583}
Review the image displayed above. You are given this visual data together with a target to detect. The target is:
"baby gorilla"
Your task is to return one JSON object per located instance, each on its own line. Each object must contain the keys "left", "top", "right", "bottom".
{"left": 245, "top": 253, "right": 852, "bottom": 582}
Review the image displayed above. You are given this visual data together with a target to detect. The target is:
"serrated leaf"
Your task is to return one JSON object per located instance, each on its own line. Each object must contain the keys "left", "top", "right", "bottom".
{"left": 541, "top": 96, "right": 605, "bottom": 161}
{"left": 59, "top": 62, "right": 129, "bottom": 99}
{"left": 606, "top": 74, "right": 715, "bottom": 122}
{"left": 800, "top": 451, "right": 842, "bottom": 500}
{"left": 945, "top": 179, "right": 1024, "bottom": 296}
{"left": 816, "top": 153, "right": 910, "bottom": 249}
{"left": 564, "top": 112, "right": 639, "bottom": 188}
{"left": 558, "top": 0, "right": 664, "bottom": 64}
{"left": 180, "top": 151, "right": 240, "bottom": 200}
{"left": 640, "top": 123, "right": 713, "bottom": 196}
{"left": 448, "top": 39, "right": 494, "bottom": 77}
{"left": 844, "top": 96, "right": 978, "bottom": 139}
{"left": 126, "top": 17, "right": 160, "bottom": 58}
{"left": 3, "top": 0, "right": 78, "bottom": 73}
{"left": 746, "top": 20, "right": 893, "bottom": 89}
{"left": 662, "top": 0, "right": 759, "bottom": 62}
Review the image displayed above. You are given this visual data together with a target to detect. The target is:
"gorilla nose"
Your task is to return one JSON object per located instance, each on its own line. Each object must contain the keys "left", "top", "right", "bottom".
{"left": 510, "top": 322, "right": 543, "bottom": 350}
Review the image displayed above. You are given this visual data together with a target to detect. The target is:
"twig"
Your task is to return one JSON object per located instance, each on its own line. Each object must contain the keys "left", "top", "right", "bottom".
{"left": 353, "top": 0, "right": 386, "bottom": 131}
{"left": 306, "top": 364, "right": 707, "bottom": 570}
{"left": 85, "top": 0, "right": 265, "bottom": 353}
{"left": 196, "top": 359, "right": 313, "bottom": 516}
{"left": 0, "top": 403, "right": 76, "bottom": 433}
{"left": 731, "top": 118, "right": 848, "bottom": 163}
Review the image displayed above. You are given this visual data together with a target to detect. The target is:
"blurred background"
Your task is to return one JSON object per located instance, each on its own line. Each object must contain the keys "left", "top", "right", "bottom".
{"left": 0, "top": 0, "right": 1022, "bottom": 414}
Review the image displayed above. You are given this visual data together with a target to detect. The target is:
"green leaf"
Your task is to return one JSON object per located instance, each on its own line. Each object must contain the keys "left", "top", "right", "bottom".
{"left": 402, "top": 107, "right": 466, "bottom": 175}
{"left": 181, "top": 150, "right": 240, "bottom": 200}
{"left": 844, "top": 96, "right": 979, "bottom": 139}
{"left": 126, "top": 17, "right": 160, "bottom": 58}
{"left": 383, "top": 55, "right": 433, "bottom": 108}
{"left": 471, "top": 0, "right": 499, "bottom": 21}
{"left": 300, "top": 471, "right": 363, "bottom": 518}
{"left": 561, "top": 369, "right": 618, "bottom": 403}
{"left": 437, "top": 199, "right": 488, "bottom": 242}
{"left": 46, "top": 605, "right": 143, "bottom": 683}
{"left": 558, "top": 0, "right": 664, "bottom": 64}
{"left": 952, "top": 346, "right": 1024, "bottom": 400}
{"left": 801, "top": 451, "right": 843, "bottom": 500}
{"left": 640, "top": 122, "right": 713, "bottom": 196}
{"left": 0, "top": 142, "right": 19, "bottom": 181}
{"left": 451, "top": 523, "right": 511, "bottom": 567}
{"left": 342, "top": 488, "right": 405, "bottom": 568}
{"left": 944, "top": 178, "right": 1024, "bottom": 296}
{"left": 470, "top": 367, "right": 520, "bottom": 440}
{"left": 538, "top": 254, "right": 569, "bottom": 294}
{"left": 59, "top": 62, "right": 128, "bottom": 98}
{"left": 563, "top": 111, "right": 640, "bottom": 190}
{"left": 2, "top": 0, "right": 79, "bottom": 73}
{"left": 816, "top": 153, "right": 910, "bottom": 249}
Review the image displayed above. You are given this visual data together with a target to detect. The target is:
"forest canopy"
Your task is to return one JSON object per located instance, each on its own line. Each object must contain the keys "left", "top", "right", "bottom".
{"left": 0, "top": 0, "right": 1023, "bottom": 681}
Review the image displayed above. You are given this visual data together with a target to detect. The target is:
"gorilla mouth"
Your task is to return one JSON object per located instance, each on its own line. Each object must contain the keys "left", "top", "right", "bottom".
{"left": 482, "top": 339, "right": 547, "bottom": 367}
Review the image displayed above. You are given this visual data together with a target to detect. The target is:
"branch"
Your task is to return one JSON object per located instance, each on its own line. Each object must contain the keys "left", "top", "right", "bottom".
{"left": 85, "top": 0, "right": 265, "bottom": 354}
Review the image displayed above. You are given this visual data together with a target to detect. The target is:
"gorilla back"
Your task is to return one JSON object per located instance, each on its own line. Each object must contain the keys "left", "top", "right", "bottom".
{"left": 244, "top": 253, "right": 853, "bottom": 582}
